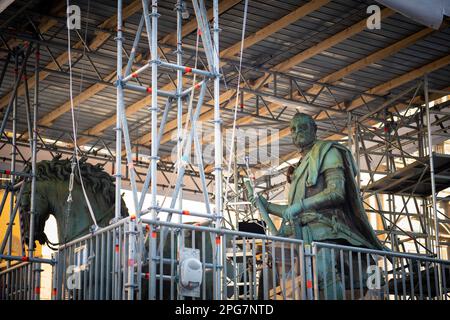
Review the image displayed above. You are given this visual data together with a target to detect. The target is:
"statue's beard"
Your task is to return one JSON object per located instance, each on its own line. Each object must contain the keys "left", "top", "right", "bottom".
{"left": 293, "top": 133, "right": 315, "bottom": 149}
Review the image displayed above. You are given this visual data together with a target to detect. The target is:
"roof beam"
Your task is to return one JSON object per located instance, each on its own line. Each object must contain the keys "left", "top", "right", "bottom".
{"left": 307, "top": 27, "right": 435, "bottom": 96}
{"left": 0, "top": 0, "right": 142, "bottom": 110}
{"left": 77, "top": 0, "right": 329, "bottom": 147}
{"left": 220, "top": 0, "right": 330, "bottom": 59}
{"left": 346, "top": 54, "right": 450, "bottom": 111}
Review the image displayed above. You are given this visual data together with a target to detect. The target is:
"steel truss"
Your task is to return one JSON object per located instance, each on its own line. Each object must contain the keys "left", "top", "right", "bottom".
{"left": 353, "top": 77, "right": 450, "bottom": 258}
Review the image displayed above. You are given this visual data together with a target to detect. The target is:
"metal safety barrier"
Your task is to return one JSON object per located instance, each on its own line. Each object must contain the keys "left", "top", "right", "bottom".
{"left": 310, "top": 242, "right": 450, "bottom": 300}
{"left": 46, "top": 217, "right": 450, "bottom": 300}
{"left": 142, "top": 218, "right": 307, "bottom": 300}
{"left": 0, "top": 261, "right": 42, "bottom": 300}
{"left": 51, "top": 218, "right": 142, "bottom": 300}
{"left": 50, "top": 217, "right": 309, "bottom": 300}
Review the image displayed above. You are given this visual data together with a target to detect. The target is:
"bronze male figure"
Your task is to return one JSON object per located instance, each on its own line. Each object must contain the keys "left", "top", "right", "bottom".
{"left": 247, "top": 113, "right": 384, "bottom": 299}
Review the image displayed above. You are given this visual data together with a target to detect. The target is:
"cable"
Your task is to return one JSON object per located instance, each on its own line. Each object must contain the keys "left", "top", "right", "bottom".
{"left": 223, "top": 0, "right": 249, "bottom": 203}
{"left": 66, "top": 0, "right": 98, "bottom": 230}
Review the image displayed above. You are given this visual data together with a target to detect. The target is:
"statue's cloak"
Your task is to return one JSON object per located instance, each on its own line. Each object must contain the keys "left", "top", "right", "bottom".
{"left": 288, "top": 140, "right": 384, "bottom": 251}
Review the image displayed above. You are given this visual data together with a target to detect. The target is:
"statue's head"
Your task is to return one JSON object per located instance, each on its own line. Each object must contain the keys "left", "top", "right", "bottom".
{"left": 20, "top": 172, "right": 50, "bottom": 248}
{"left": 20, "top": 157, "right": 129, "bottom": 246}
{"left": 290, "top": 112, "right": 317, "bottom": 149}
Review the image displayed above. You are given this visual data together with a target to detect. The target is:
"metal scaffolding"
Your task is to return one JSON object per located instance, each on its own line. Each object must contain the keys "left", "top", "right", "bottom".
{"left": 0, "top": 0, "right": 449, "bottom": 300}
{"left": 0, "top": 42, "right": 49, "bottom": 300}
{"left": 111, "top": 0, "right": 224, "bottom": 300}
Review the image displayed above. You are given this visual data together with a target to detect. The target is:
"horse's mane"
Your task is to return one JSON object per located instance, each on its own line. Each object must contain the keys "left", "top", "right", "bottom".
{"left": 25, "top": 156, "right": 116, "bottom": 204}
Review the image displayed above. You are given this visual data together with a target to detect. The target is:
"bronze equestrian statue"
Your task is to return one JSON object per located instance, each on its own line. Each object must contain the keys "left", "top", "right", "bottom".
{"left": 247, "top": 112, "right": 385, "bottom": 299}
{"left": 19, "top": 155, "right": 234, "bottom": 300}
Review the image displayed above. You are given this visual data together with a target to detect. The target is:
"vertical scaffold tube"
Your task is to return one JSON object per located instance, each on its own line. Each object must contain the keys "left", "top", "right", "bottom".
{"left": 28, "top": 44, "right": 39, "bottom": 260}
{"left": 8, "top": 53, "right": 18, "bottom": 267}
{"left": 424, "top": 75, "right": 442, "bottom": 298}
{"left": 176, "top": 2, "right": 183, "bottom": 222}
{"left": 115, "top": 0, "right": 123, "bottom": 222}
{"left": 213, "top": 0, "right": 223, "bottom": 300}
{"left": 176, "top": 1, "right": 184, "bottom": 300}
{"left": 114, "top": 0, "right": 124, "bottom": 301}
{"left": 149, "top": 0, "right": 159, "bottom": 300}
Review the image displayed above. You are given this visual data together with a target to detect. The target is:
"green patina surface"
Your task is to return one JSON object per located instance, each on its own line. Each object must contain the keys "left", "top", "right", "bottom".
{"left": 247, "top": 113, "right": 385, "bottom": 299}
{"left": 20, "top": 155, "right": 127, "bottom": 246}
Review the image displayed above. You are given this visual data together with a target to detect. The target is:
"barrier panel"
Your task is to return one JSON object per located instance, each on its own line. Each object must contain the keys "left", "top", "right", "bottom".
{"left": 27, "top": 216, "right": 450, "bottom": 301}
{"left": 141, "top": 219, "right": 307, "bottom": 300}
{"left": 310, "top": 242, "right": 450, "bottom": 300}
{"left": 0, "top": 261, "right": 41, "bottom": 300}
{"left": 51, "top": 218, "right": 142, "bottom": 300}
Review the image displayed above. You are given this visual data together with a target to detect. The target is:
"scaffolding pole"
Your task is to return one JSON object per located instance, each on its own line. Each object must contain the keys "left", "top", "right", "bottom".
{"left": 175, "top": 1, "right": 184, "bottom": 300}
{"left": 424, "top": 75, "right": 441, "bottom": 259}
{"left": 212, "top": 0, "right": 223, "bottom": 300}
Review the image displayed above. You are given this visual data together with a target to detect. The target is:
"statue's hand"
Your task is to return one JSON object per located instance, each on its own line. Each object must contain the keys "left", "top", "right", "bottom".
{"left": 282, "top": 202, "right": 304, "bottom": 220}
{"left": 248, "top": 192, "right": 268, "bottom": 209}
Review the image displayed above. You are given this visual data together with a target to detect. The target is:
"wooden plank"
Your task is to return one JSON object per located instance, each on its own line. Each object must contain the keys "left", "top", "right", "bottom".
{"left": 347, "top": 54, "right": 450, "bottom": 111}
{"left": 308, "top": 27, "right": 435, "bottom": 96}
{"left": 220, "top": 0, "right": 330, "bottom": 59}
{"left": 275, "top": 7, "right": 394, "bottom": 73}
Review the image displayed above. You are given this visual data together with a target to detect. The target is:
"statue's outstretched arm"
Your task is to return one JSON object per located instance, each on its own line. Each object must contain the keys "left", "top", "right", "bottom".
{"left": 247, "top": 191, "right": 286, "bottom": 218}
{"left": 266, "top": 202, "right": 287, "bottom": 218}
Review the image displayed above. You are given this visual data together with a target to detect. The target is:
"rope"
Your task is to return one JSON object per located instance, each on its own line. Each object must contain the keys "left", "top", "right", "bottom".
{"left": 223, "top": 0, "right": 249, "bottom": 203}
{"left": 66, "top": 0, "right": 98, "bottom": 232}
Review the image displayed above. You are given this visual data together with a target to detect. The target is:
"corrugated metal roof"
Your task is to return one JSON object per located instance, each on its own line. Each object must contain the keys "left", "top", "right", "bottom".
{"left": 0, "top": 0, "right": 449, "bottom": 163}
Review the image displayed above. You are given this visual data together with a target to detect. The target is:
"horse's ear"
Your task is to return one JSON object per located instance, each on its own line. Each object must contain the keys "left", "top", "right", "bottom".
{"left": 53, "top": 153, "right": 62, "bottom": 161}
